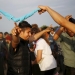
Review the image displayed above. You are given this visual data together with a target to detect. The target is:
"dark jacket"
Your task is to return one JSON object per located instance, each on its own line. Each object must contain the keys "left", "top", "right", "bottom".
{"left": 7, "top": 38, "right": 32, "bottom": 75}
{"left": 0, "top": 38, "right": 8, "bottom": 75}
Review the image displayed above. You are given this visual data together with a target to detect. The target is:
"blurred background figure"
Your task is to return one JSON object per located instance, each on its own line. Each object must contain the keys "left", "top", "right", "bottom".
{"left": 0, "top": 32, "right": 8, "bottom": 75}
{"left": 4, "top": 32, "right": 9, "bottom": 39}
{"left": 5, "top": 35, "right": 11, "bottom": 50}
{"left": 0, "top": 32, "right": 3, "bottom": 41}
{"left": 0, "top": 15, "right": 2, "bottom": 19}
{"left": 29, "top": 24, "right": 40, "bottom": 75}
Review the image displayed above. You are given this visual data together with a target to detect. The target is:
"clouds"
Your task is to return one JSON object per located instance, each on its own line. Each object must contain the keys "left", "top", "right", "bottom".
{"left": 0, "top": 0, "right": 75, "bottom": 32}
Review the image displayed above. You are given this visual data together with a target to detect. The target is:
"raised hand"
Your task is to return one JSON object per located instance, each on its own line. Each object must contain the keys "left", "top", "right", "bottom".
{"left": 65, "top": 15, "right": 72, "bottom": 21}
{"left": 11, "top": 23, "right": 21, "bottom": 36}
{"left": 44, "top": 26, "right": 52, "bottom": 33}
{"left": 38, "top": 5, "right": 47, "bottom": 14}
{"left": 49, "top": 24, "right": 53, "bottom": 28}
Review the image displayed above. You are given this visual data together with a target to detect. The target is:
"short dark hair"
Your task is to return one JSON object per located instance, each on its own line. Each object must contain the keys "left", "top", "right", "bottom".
{"left": 31, "top": 27, "right": 40, "bottom": 34}
{"left": 31, "top": 24, "right": 40, "bottom": 34}
{"left": 32, "top": 24, "right": 38, "bottom": 28}
{"left": 69, "top": 18, "right": 75, "bottom": 24}
{"left": 0, "top": 32, "right": 3, "bottom": 34}
{"left": 18, "top": 21, "right": 32, "bottom": 28}
{"left": 4, "top": 32, "right": 9, "bottom": 35}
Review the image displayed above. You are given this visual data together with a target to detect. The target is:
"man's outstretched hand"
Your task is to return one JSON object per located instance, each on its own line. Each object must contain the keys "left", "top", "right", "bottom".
{"left": 38, "top": 5, "right": 48, "bottom": 14}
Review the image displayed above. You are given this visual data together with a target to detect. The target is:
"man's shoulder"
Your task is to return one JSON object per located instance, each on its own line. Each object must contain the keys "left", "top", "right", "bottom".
{"left": 61, "top": 32, "right": 66, "bottom": 35}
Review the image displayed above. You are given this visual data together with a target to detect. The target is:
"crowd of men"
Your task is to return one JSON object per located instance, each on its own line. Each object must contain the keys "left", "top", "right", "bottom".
{"left": 0, "top": 5, "right": 75, "bottom": 75}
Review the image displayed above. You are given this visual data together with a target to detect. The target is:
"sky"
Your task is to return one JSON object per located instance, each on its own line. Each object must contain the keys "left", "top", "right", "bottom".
{"left": 0, "top": 0, "right": 75, "bottom": 33}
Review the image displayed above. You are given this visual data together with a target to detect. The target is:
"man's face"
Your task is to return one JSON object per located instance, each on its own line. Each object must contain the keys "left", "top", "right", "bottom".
{"left": 0, "top": 33, "right": 3, "bottom": 39}
{"left": 4, "top": 34, "right": 9, "bottom": 38}
{"left": 20, "top": 28, "right": 31, "bottom": 40}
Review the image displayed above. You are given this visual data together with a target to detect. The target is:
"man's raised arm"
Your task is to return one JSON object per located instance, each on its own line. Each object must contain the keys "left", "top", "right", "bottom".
{"left": 38, "top": 5, "right": 75, "bottom": 33}
{"left": 11, "top": 23, "right": 21, "bottom": 48}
